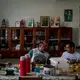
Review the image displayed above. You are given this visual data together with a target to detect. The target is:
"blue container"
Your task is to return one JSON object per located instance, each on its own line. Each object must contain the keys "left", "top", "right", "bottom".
{"left": 34, "top": 64, "right": 40, "bottom": 73}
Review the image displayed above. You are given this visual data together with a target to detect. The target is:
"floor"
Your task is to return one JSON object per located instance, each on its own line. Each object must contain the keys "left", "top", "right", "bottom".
{"left": 0, "top": 58, "right": 20, "bottom": 64}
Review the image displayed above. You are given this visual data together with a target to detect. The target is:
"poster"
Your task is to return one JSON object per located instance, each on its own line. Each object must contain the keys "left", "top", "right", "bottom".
{"left": 64, "top": 9, "right": 73, "bottom": 22}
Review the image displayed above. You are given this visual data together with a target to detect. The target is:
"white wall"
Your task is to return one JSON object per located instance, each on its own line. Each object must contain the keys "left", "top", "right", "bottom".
{"left": 0, "top": 0, "right": 80, "bottom": 45}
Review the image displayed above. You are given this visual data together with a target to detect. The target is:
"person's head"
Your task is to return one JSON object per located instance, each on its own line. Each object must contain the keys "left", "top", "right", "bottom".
{"left": 66, "top": 41, "right": 75, "bottom": 53}
{"left": 39, "top": 41, "right": 48, "bottom": 51}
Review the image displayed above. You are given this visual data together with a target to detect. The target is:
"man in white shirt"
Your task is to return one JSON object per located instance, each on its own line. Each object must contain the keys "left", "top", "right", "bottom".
{"left": 61, "top": 41, "right": 80, "bottom": 62}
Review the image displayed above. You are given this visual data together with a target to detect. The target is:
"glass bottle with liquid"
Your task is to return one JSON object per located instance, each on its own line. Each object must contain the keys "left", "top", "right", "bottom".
{"left": 34, "top": 64, "right": 40, "bottom": 73}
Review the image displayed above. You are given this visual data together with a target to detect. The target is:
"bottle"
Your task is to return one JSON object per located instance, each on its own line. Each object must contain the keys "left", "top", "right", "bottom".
{"left": 2, "top": 19, "right": 6, "bottom": 27}
{"left": 34, "top": 64, "right": 40, "bottom": 73}
{"left": 32, "top": 62, "right": 36, "bottom": 72}
{"left": 19, "top": 56, "right": 26, "bottom": 76}
{"left": 24, "top": 36, "right": 27, "bottom": 43}
{"left": 20, "top": 19, "right": 25, "bottom": 27}
{"left": 75, "top": 74, "right": 78, "bottom": 80}
{"left": 25, "top": 55, "right": 30, "bottom": 73}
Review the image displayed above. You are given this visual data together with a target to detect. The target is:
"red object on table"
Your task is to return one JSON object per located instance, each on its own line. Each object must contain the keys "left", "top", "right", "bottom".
{"left": 25, "top": 55, "right": 30, "bottom": 73}
{"left": 20, "top": 56, "right": 26, "bottom": 76}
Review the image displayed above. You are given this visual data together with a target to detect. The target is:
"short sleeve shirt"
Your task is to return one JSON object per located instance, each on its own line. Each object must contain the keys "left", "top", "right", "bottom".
{"left": 61, "top": 51, "right": 80, "bottom": 60}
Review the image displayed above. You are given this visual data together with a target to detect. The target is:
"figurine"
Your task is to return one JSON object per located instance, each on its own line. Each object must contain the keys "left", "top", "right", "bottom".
{"left": 20, "top": 19, "right": 25, "bottom": 27}
{"left": 1, "top": 19, "right": 6, "bottom": 27}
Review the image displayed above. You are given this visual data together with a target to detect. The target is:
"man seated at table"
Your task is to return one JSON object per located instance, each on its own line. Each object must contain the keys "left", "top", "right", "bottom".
{"left": 61, "top": 41, "right": 80, "bottom": 63}
{"left": 26, "top": 41, "right": 50, "bottom": 64}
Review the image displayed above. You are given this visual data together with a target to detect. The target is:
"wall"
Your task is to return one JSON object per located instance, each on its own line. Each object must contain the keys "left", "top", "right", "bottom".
{"left": 0, "top": 0, "right": 80, "bottom": 45}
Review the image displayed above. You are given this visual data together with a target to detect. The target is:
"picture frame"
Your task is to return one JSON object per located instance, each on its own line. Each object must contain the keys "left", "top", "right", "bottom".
{"left": 64, "top": 9, "right": 73, "bottom": 22}
{"left": 26, "top": 18, "right": 34, "bottom": 27}
{"left": 40, "top": 16, "right": 50, "bottom": 27}
{"left": 15, "top": 21, "right": 20, "bottom": 27}
{"left": 51, "top": 17, "right": 60, "bottom": 27}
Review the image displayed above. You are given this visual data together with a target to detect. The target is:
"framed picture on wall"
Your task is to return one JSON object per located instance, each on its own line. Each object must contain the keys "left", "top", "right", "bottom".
{"left": 64, "top": 9, "right": 73, "bottom": 22}
{"left": 40, "top": 16, "right": 50, "bottom": 27}
{"left": 26, "top": 18, "right": 34, "bottom": 27}
{"left": 15, "top": 21, "right": 20, "bottom": 27}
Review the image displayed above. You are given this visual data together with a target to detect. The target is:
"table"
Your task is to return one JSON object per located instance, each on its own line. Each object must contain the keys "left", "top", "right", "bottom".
{"left": 19, "top": 72, "right": 80, "bottom": 80}
{"left": 0, "top": 71, "right": 19, "bottom": 80}
{"left": 0, "top": 70, "right": 80, "bottom": 80}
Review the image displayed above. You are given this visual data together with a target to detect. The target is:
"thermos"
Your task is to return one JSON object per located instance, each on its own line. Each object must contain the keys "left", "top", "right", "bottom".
{"left": 25, "top": 55, "right": 30, "bottom": 73}
{"left": 19, "top": 56, "right": 26, "bottom": 76}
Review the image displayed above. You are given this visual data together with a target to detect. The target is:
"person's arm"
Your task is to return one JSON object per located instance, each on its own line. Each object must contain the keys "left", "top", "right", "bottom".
{"left": 46, "top": 53, "right": 51, "bottom": 64}
{"left": 61, "top": 52, "right": 65, "bottom": 58}
{"left": 47, "top": 55, "right": 51, "bottom": 64}
{"left": 61, "top": 52, "right": 70, "bottom": 60}
{"left": 27, "top": 50, "right": 33, "bottom": 58}
{"left": 61, "top": 52, "right": 71, "bottom": 63}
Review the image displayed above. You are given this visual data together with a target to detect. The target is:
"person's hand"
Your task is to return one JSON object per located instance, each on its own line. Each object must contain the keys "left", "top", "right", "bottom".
{"left": 68, "top": 59, "right": 77, "bottom": 64}
{"left": 67, "top": 58, "right": 76, "bottom": 64}
{"left": 70, "top": 59, "right": 76, "bottom": 64}
{"left": 66, "top": 58, "right": 70, "bottom": 63}
{"left": 76, "top": 60, "right": 80, "bottom": 63}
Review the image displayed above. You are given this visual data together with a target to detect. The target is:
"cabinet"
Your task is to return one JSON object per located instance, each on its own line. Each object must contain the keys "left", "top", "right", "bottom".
{"left": 49, "top": 27, "right": 72, "bottom": 56}
{"left": 0, "top": 27, "right": 49, "bottom": 50}
{"left": 11, "top": 28, "right": 20, "bottom": 49}
{"left": 0, "top": 27, "right": 21, "bottom": 50}
{"left": 23, "top": 28, "right": 34, "bottom": 50}
{"left": 34, "top": 27, "right": 49, "bottom": 47}
{"left": 0, "top": 28, "right": 9, "bottom": 50}
{"left": 0, "top": 27, "right": 72, "bottom": 58}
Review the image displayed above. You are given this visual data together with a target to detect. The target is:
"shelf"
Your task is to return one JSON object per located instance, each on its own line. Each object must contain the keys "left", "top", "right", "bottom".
{"left": 1, "top": 44, "right": 6, "bottom": 46}
{"left": 0, "top": 38, "right": 8, "bottom": 40}
{"left": 49, "top": 38, "right": 58, "bottom": 41}
{"left": 36, "top": 35, "right": 45, "bottom": 37}
{"left": 61, "top": 38, "right": 70, "bottom": 40}
{"left": 49, "top": 38, "right": 70, "bottom": 41}
{"left": 12, "top": 39, "right": 20, "bottom": 41}
{"left": 24, "top": 35, "right": 33, "bottom": 37}
{"left": 25, "top": 43, "right": 33, "bottom": 45}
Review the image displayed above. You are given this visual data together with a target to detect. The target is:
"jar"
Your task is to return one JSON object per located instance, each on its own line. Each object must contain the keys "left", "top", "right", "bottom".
{"left": 43, "top": 65, "right": 56, "bottom": 76}
{"left": 34, "top": 64, "right": 40, "bottom": 73}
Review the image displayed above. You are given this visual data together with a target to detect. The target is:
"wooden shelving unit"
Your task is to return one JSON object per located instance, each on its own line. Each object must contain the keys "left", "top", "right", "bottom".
{"left": 0, "top": 27, "right": 72, "bottom": 57}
